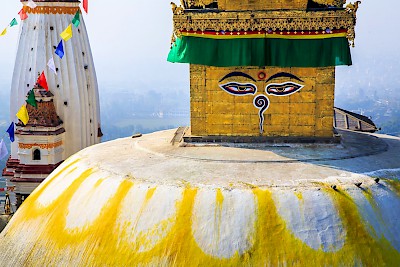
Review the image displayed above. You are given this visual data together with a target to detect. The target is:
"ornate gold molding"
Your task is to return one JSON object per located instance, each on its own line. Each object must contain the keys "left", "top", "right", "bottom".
{"left": 181, "top": 0, "right": 346, "bottom": 9}
{"left": 172, "top": 8, "right": 358, "bottom": 46}
{"left": 19, "top": 141, "right": 63, "bottom": 150}
{"left": 186, "top": 0, "right": 215, "bottom": 8}
{"left": 23, "top": 6, "right": 78, "bottom": 14}
{"left": 345, "top": 1, "right": 361, "bottom": 14}
{"left": 314, "top": 0, "right": 346, "bottom": 6}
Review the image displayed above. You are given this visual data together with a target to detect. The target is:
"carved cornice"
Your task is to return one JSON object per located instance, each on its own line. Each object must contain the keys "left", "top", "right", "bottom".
{"left": 185, "top": 0, "right": 215, "bottom": 8}
{"left": 173, "top": 9, "right": 358, "bottom": 46}
{"left": 314, "top": 0, "right": 346, "bottom": 6}
{"left": 183, "top": 0, "right": 346, "bottom": 8}
{"left": 19, "top": 141, "right": 63, "bottom": 150}
{"left": 23, "top": 6, "right": 78, "bottom": 14}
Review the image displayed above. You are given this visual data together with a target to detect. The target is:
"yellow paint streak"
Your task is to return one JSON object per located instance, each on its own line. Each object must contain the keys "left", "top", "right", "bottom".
{"left": 3, "top": 168, "right": 95, "bottom": 265}
{"left": 386, "top": 179, "right": 400, "bottom": 196}
{"left": 93, "top": 179, "right": 104, "bottom": 188}
{"left": 30, "top": 158, "right": 81, "bottom": 198}
{"left": 214, "top": 188, "right": 224, "bottom": 247}
{"left": 145, "top": 187, "right": 156, "bottom": 201}
{"left": 126, "top": 186, "right": 158, "bottom": 251}
{"left": 323, "top": 185, "right": 400, "bottom": 266}
{"left": 25, "top": 174, "right": 132, "bottom": 266}
{"left": 294, "top": 191, "right": 304, "bottom": 202}
{"left": 3, "top": 180, "right": 400, "bottom": 266}
{"left": 39, "top": 158, "right": 81, "bottom": 186}
{"left": 360, "top": 188, "right": 385, "bottom": 231}
{"left": 216, "top": 188, "right": 224, "bottom": 207}
{"left": 5, "top": 159, "right": 82, "bottom": 233}
{"left": 251, "top": 188, "right": 329, "bottom": 266}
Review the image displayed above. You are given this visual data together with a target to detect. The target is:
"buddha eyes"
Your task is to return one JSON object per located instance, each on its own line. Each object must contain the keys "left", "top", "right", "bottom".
{"left": 219, "top": 82, "right": 257, "bottom": 95}
{"left": 265, "top": 82, "right": 304, "bottom": 96}
{"left": 219, "top": 81, "right": 304, "bottom": 96}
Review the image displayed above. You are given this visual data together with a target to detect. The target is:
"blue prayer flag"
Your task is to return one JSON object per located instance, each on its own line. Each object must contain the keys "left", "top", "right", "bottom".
{"left": 55, "top": 40, "right": 64, "bottom": 59}
{"left": 6, "top": 122, "right": 14, "bottom": 142}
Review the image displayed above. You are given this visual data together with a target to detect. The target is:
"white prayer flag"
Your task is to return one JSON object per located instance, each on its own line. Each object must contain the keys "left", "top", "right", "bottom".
{"left": 0, "top": 139, "right": 8, "bottom": 160}
{"left": 25, "top": 0, "right": 37, "bottom": 9}
{"left": 47, "top": 57, "right": 57, "bottom": 75}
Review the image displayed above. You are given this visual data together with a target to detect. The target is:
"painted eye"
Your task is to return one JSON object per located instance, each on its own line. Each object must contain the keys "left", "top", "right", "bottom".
{"left": 219, "top": 82, "right": 257, "bottom": 96}
{"left": 265, "top": 82, "right": 304, "bottom": 96}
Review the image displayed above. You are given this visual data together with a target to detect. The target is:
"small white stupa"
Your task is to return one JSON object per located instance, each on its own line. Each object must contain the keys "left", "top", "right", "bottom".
{"left": 12, "top": 85, "right": 65, "bottom": 206}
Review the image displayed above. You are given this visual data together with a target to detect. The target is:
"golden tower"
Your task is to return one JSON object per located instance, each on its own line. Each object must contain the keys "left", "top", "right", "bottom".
{"left": 168, "top": 0, "right": 359, "bottom": 141}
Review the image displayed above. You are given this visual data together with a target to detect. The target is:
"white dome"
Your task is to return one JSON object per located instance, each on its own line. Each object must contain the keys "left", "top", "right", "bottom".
{"left": 1, "top": 129, "right": 400, "bottom": 265}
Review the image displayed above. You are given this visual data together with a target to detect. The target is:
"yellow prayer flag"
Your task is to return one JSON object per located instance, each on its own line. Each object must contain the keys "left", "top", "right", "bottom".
{"left": 0, "top": 27, "right": 7, "bottom": 36}
{"left": 16, "top": 105, "right": 29, "bottom": 125}
{"left": 60, "top": 24, "right": 73, "bottom": 41}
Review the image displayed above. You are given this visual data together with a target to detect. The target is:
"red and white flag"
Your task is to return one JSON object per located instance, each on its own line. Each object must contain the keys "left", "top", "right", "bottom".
{"left": 83, "top": 0, "right": 88, "bottom": 13}
{"left": 0, "top": 187, "right": 15, "bottom": 192}
{"left": 18, "top": 9, "right": 28, "bottom": 20}
{"left": 37, "top": 71, "right": 49, "bottom": 91}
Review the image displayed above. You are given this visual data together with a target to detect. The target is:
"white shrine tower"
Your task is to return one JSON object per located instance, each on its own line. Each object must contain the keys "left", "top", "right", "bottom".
{"left": 3, "top": 0, "right": 101, "bottom": 207}
{"left": 13, "top": 85, "right": 65, "bottom": 206}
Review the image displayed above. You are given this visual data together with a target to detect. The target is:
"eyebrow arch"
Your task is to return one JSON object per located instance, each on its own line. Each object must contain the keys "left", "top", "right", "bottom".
{"left": 219, "top": 72, "right": 256, "bottom": 83}
{"left": 265, "top": 72, "right": 304, "bottom": 83}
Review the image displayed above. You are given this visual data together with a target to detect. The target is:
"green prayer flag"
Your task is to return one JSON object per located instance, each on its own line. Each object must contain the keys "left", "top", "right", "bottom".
{"left": 9, "top": 18, "right": 18, "bottom": 27}
{"left": 26, "top": 89, "right": 37, "bottom": 108}
{"left": 72, "top": 10, "right": 80, "bottom": 27}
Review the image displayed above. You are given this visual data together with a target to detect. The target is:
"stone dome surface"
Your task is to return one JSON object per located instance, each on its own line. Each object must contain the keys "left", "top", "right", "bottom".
{"left": 0, "top": 129, "right": 399, "bottom": 266}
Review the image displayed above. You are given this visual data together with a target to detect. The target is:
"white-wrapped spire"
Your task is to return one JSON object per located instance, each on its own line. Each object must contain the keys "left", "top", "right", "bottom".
{"left": 10, "top": 1, "right": 100, "bottom": 158}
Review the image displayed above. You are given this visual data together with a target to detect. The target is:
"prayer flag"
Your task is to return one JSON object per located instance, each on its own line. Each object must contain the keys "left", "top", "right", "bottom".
{"left": 6, "top": 186, "right": 15, "bottom": 192}
{"left": 10, "top": 18, "right": 18, "bottom": 27}
{"left": 60, "top": 24, "right": 73, "bottom": 41}
{"left": 6, "top": 122, "right": 14, "bottom": 142}
{"left": 18, "top": 9, "right": 28, "bottom": 20}
{"left": 47, "top": 57, "right": 57, "bottom": 75}
{"left": 16, "top": 105, "right": 29, "bottom": 125}
{"left": 0, "top": 186, "right": 14, "bottom": 192}
{"left": 26, "top": 89, "right": 37, "bottom": 108}
{"left": 37, "top": 71, "right": 49, "bottom": 91}
{"left": 26, "top": 0, "right": 37, "bottom": 9}
{"left": 72, "top": 10, "right": 80, "bottom": 28}
{"left": 83, "top": 0, "right": 88, "bottom": 13}
{"left": 0, "top": 139, "right": 8, "bottom": 160}
{"left": 0, "top": 28, "right": 7, "bottom": 36}
{"left": 55, "top": 40, "right": 64, "bottom": 59}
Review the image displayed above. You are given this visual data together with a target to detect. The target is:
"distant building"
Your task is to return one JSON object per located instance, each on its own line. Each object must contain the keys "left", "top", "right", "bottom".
{"left": 334, "top": 107, "right": 379, "bottom": 133}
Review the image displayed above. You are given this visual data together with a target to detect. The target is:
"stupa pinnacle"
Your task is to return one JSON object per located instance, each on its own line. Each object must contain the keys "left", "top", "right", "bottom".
{"left": 3, "top": 0, "right": 101, "bottom": 206}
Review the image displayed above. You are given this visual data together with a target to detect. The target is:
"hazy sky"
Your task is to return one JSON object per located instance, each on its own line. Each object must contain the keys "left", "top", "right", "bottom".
{"left": 0, "top": 0, "right": 399, "bottom": 92}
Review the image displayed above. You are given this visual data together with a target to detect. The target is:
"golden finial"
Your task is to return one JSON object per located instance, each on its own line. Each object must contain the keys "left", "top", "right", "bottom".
{"left": 346, "top": 1, "right": 361, "bottom": 14}
{"left": 171, "top": 2, "right": 184, "bottom": 15}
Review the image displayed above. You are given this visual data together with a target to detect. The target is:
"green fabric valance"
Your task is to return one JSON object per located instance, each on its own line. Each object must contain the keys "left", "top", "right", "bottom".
{"left": 167, "top": 36, "right": 352, "bottom": 67}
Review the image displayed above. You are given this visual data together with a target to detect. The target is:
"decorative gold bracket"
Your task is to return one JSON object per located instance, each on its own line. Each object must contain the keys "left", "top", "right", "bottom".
{"left": 171, "top": 7, "right": 359, "bottom": 47}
